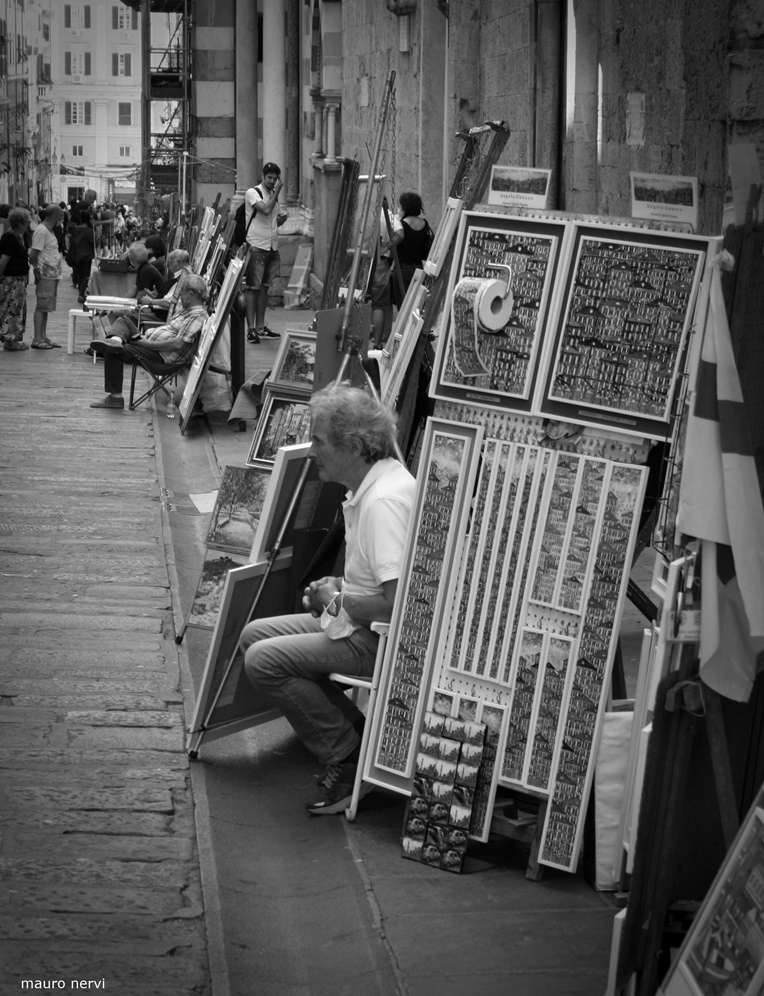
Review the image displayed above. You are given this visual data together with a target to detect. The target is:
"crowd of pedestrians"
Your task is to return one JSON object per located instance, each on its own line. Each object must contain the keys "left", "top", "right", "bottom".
{"left": 0, "top": 192, "right": 170, "bottom": 351}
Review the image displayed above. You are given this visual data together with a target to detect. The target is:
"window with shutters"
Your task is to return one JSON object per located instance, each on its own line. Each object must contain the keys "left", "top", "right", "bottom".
{"left": 112, "top": 52, "right": 132, "bottom": 77}
{"left": 118, "top": 102, "right": 132, "bottom": 127}
{"left": 64, "top": 51, "right": 91, "bottom": 76}
{"left": 64, "top": 101, "right": 92, "bottom": 126}
{"left": 112, "top": 7, "right": 138, "bottom": 30}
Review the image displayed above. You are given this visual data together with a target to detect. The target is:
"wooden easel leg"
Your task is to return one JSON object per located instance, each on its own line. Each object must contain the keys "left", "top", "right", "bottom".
{"left": 703, "top": 684, "right": 740, "bottom": 849}
{"left": 525, "top": 798, "right": 548, "bottom": 881}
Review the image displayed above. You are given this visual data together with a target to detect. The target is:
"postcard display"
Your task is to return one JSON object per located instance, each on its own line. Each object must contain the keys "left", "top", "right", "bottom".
{"left": 367, "top": 211, "right": 717, "bottom": 873}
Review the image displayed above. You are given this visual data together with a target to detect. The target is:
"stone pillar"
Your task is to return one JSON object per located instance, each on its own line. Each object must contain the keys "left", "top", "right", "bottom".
{"left": 311, "top": 94, "right": 325, "bottom": 159}
{"left": 325, "top": 103, "right": 337, "bottom": 163}
{"left": 235, "top": 0, "right": 258, "bottom": 200}
{"left": 262, "top": 0, "right": 286, "bottom": 186}
{"left": 285, "top": 0, "right": 300, "bottom": 205}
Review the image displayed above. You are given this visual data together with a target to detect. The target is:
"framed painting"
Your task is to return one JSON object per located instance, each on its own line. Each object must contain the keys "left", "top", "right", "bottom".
{"left": 365, "top": 418, "right": 485, "bottom": 797}
{"left": 187, "top": 549, "right": 251, "bottom": 631}
{"left": 268, "top": 329, "right": 317, "bottom": 395}
{"left": 537, "top": 224, "right": 716, "bottom": 438}
{"left": 205, "top": 465, "right": 272, "bottom": 555}
{"left": 430, "top": 211, "right": 568, "bottom": 414}
{"left": 179, "top": 254, "right": 246, "bottom": 431}
{"left": 381, "top": 308, "right": 424, "bottom": 409}
{"left": 246, "top": 389, "right": 312, "bottom": 468}
{"left": 659, "top": 786, "right": 764, "bottom": 996}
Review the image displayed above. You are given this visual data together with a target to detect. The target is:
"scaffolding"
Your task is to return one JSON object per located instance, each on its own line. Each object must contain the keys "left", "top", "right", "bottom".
{"left": 121, "top": 0, "right": 191, "bottom": 220}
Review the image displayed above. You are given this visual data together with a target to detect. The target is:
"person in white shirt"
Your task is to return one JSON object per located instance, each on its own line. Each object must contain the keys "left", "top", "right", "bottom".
{"left": 28, "top": 204, "right": 64, "bottom": 350}
{"left": 240, "top": 383, "right": 416, "bottom": 816}
{"left": 243, "top": 162, "right": 288, "bottom": 343}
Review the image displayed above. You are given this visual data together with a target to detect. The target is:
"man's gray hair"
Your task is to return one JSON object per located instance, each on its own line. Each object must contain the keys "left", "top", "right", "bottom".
{"left": 183, "top": 273, "right": 209, "bottom": 301}
{"left": 167, "top": 249, "right": 189, "bottom": 270}
{"left": 310, "top": 383, "right": 398, "bottom": 464}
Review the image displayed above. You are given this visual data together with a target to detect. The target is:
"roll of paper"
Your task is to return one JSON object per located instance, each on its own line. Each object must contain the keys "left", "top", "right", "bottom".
{"left": 451, "top": 276, "right": 514, "bottom": 377}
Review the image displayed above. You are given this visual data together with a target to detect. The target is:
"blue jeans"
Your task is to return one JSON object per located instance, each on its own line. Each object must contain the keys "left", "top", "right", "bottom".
{"left": 241, "top": 613, "right": 379, "bottom": 765}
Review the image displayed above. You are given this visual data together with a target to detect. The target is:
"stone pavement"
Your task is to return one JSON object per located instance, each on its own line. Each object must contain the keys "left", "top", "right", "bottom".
{"left": 0, "top": 267, "right": 652, "bottom": 995}
{"left": 0, "top": 273, "right": 209, "bottom": 994}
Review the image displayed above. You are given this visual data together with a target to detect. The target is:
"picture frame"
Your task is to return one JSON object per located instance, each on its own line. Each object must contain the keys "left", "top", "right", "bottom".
{"left": 248, "top": 442, "right": 340, "bottom": 563}
{"left": 537, "top": 224, "right": 713, "bottom": 438}
{"left": 381, "top": 308, "right": 425, "bottom": 408}
{"left": 267, "top": 329, "right": 317, "bottom": 395}
{"left": 246, "top": 389, "right": 313, "bottom": 468}
{"left": 187, "top": 549, "right": 251, "bottom": 631}
{"left": 487, "top": 165, "right": 552, "bottom": 210}
{"left": 205, "top": 465, "right": 273, "bottom": 555}
{"left": 366, "top": 418, "right": 484, "bottom": 797}
{"left": 430, "top": 210, "right": 568, "bottom": 414}
{"left": 423, "top": 197, "right": 463, "bottom": 278}
{"left": 179, "top": 254, "right": 246, "bottom": 431}
{"left": 384, "top": 267, "right": 426, "bottom": 364}
{"left": 659, "top": 786, "right": 764, "bottom": 996}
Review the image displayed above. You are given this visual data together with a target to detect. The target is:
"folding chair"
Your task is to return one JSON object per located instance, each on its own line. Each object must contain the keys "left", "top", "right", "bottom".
{"left": 328, "top": 621, "right": 389, "bottom": 821}
{"left": 128, "top": 334, "right": 200, "bottom": 411}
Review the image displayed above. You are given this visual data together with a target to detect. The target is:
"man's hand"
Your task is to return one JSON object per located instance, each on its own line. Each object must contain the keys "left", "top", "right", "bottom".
{"left": 302, "top": 576, "right": 341, "bottom": 617}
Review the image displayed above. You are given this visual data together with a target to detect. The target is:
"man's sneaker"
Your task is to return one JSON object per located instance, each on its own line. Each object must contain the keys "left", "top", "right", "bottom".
{"left": 260, "top": 326, "right": 280, "bottom": 339}
{"left": 306, "top": 761, "right": 371, "bottom": 816}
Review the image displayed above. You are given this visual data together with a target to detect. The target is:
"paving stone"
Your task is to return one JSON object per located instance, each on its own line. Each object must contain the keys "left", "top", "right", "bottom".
{"left": 0, "top": 857, "right": 192, "bottom": 889}
{"left": 0, "top": 810, "right": 173, "bottom": 836}
{"left": 8, "top": 833, "right": 194, "bottom": 862}
{"left": 0, "top": 913, "right": 205, "bottom": 944}
{"left": 5, "top": 785, "right": 175, "bottom": 813}
{"left": 0, "top": 611, "right": 163, "bottom": 631}
{"left": 65, "top": 725, "right": 185, "bottom": 753}
{"left": 0, "top": 749, "right": 191, "bottom": 771}
{"left": 2, "top": 882, "right": 189, "bottom": 917}
{"left": 61, "top": 710, "right": 183, "bottom": 728}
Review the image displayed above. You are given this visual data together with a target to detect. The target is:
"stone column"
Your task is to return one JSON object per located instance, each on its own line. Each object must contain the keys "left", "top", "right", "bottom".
{"left": 325, "top": 103, "right": 337, "bottom": 163}
{"left": 262, "top": 0, "right": 286, "bottom": 185}
{"left": 235, "top": 0, "right": 258, "bottom": 200}
{"left": 285, "top": 0, "right": 300, "bottom": 205}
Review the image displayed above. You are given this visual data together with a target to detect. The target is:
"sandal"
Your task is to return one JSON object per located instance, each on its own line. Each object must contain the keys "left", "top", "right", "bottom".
{"left": 31, "top": 340, "right": 56, "bottom": 350}
{"left": 43, "top": 339, "right": 61, "bottom": 348}
{"left": 3, "top": 340, "right": 28, "bottom": 351}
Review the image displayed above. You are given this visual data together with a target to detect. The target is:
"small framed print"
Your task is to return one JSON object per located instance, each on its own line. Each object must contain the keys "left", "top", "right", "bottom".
{"left": 246, "top": 389, "right": 312, "bottom": 468}
{"left": 268, "top": 329, "right": 317, "bottom": 395}
{"left": 430, "top": 210, "right": 568, "bottom": 414}
{"left": 537, "top": 224, "right": 715, "bottom": 438}
{"left": 205, "top": 465, "right": 272, "bottom": 555}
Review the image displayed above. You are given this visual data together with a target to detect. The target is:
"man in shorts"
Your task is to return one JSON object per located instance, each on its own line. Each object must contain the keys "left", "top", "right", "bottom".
{"left": 29, "top": 204, "right": 64, "bottom": 350}
{"left": 243, "top": 162, "right": 288, "bottom": 343}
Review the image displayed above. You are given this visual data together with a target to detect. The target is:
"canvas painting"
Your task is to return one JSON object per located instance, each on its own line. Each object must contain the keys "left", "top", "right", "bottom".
{"left": 246, "top": 390, "right": 313, "bottom": 467}
{"left": 268, "top": 330, "right": 317, "bottom": 394}
{"left": 205, "top": 465, "right": 272, "bottom": 555}
{"left": 188, "top": 550, "right": 250, "bottom": 631}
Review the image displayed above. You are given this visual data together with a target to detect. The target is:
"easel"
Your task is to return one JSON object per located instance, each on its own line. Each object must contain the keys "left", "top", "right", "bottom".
{"left": 614, "top": 650, "right": 742, "bottom": 996}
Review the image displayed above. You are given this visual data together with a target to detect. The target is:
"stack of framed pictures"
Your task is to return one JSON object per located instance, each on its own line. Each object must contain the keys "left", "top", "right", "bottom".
{"left": 246, "top": 329, "right": 317, "bottom": 467}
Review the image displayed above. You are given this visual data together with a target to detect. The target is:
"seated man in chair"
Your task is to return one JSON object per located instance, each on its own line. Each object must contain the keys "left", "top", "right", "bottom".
{"left": 89, "top": 274, "right": 209, "bottom": 411}
{"left": 239, "top": 383, "right": 416, "bottom": 815}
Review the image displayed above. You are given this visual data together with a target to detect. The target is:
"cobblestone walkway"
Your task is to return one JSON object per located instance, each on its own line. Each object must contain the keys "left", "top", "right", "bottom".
{"left": 0, "top": 277, "right": 211, "bottom": 994}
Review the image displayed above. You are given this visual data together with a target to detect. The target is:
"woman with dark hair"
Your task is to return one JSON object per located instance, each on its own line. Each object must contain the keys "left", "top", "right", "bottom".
{"left": 387, "top": 191, "right": 434, "bottom": 304}
{"left": 0, "top": 207, "right": 31, "bottom": 351}
{"left": 70, "top": 210, "right": 95, "bottom": 303}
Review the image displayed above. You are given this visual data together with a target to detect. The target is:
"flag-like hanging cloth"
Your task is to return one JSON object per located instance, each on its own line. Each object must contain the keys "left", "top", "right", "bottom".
{"left": 676, "top": 256, "right": 764, "bottom": 701}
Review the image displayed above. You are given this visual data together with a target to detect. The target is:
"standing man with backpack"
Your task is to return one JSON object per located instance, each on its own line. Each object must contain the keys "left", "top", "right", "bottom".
{"left": 241, "top": 162, "right": 288, "bottom": 343}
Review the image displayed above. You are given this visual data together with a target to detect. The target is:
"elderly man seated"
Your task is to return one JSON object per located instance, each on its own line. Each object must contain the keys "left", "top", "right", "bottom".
{"left": 89, "top": 273, "right": 209, "bottom": 411}
{"left": 107, "top": 249, "right": 192, "bottom": 341}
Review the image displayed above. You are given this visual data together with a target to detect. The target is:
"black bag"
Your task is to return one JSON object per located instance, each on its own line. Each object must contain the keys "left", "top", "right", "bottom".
{"left": 233, "top": 202, "right": 247, "bottom": 246}
{"left": 233, "top": 186, "right": 262, "bottom": 247}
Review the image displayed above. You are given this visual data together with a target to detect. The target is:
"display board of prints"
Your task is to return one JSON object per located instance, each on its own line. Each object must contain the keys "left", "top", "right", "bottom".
{"left": 431, "top": 211, "right": 715, "bottom": 438}
{"left": 367, "top": 424, "right": 647, "bottom": 872}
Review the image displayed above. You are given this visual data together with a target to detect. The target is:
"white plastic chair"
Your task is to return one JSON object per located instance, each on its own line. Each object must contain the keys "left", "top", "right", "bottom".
{"left": 328, "top": 621, "right": 389, "bottom": 821}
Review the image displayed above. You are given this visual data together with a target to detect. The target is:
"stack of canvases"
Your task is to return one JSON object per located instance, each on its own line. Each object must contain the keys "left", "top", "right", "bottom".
{"left": 401, "top": 712, "right": 486, "bottom": 873}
